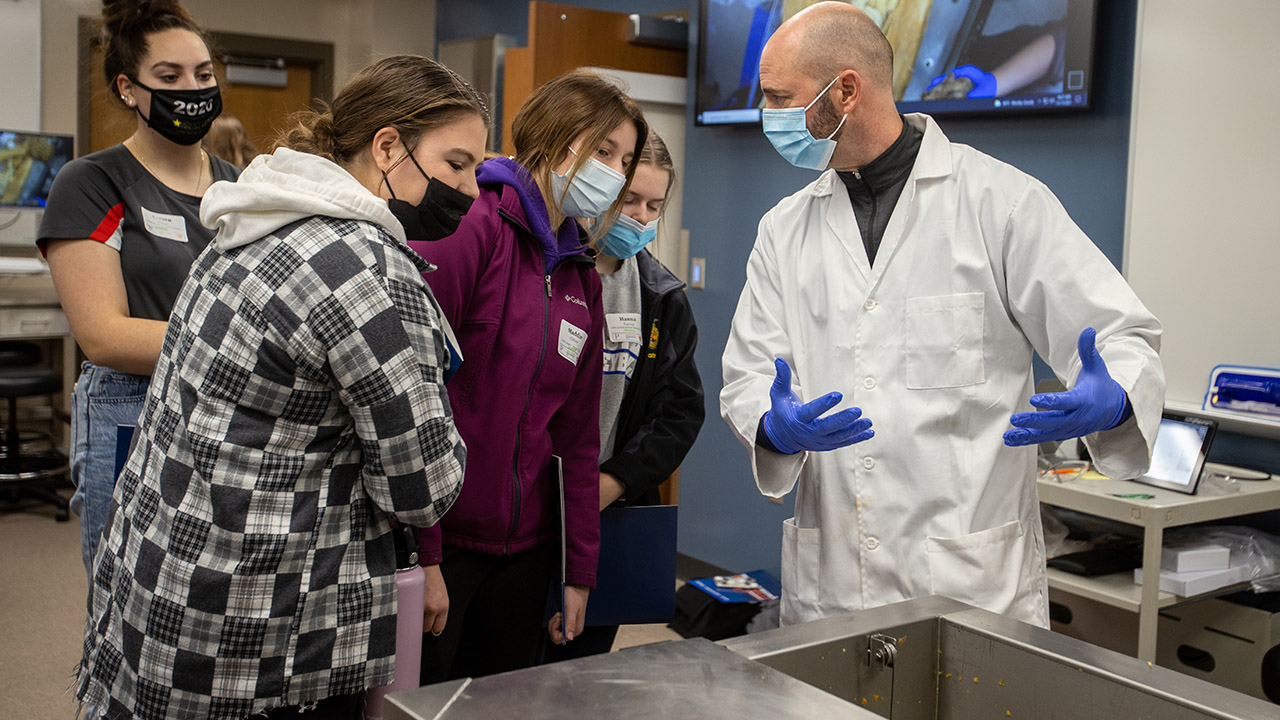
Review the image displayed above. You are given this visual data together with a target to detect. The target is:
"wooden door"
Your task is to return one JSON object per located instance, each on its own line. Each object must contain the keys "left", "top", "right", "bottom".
{"left": 218, "top": 64, "right": 314, "bottom": 156}
{"left": 501, "top": 1, "right": 688, "bottom": 155}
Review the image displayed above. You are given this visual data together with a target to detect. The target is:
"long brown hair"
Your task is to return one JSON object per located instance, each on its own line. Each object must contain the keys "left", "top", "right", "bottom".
{"left": 99, "top": 0, "right": 210, "bottom": 109}
{"left": 278, "top": 55, "right": 490, "bottom": 171}
{"left": 510, "top": 70, "right": 647, "bottom": 238}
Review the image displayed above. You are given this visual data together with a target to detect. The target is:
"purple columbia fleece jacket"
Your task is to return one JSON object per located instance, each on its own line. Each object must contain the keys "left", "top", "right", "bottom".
{"left": 409, "top": 157, "right": 603, "bottom": 588}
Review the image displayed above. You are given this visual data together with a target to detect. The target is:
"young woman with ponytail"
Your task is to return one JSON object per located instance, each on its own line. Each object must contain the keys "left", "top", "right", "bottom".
{"left": 39, "top": 0, "right": 239, "bottom": 582}
{"left": 75, "top": 54, "right": 486, "bottom": 720}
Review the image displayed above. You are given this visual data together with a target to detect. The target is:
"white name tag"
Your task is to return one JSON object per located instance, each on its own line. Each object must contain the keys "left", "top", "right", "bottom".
{"left": 605, "top": 312, "right": 642, "bottom": 345}
{"left": 558, "top": 319, "right": 587, "bottom": 365}
{"left": 141, "top": 206, "right": 189, "bottom": 243}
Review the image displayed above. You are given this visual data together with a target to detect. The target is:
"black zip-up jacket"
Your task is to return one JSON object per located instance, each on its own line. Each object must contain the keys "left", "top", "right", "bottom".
{"left": 601, "top": 249, "right": 705, "bottom": 506}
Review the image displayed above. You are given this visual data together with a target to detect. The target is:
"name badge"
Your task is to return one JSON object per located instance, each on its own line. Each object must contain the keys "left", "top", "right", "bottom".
{"left": 141, "top": 206, "right": 189, "bottom": 243}
{"left": 558, "top": 320, "right": 587, "bottom": 365}
{"left": 605, "top": 312, "right": 642, "bottom": 345}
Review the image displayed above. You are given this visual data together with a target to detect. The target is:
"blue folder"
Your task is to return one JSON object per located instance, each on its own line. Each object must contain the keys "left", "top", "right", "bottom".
{"left": 114, "top": 425, "right": 136, "bottom": 477}
{"left": 582, "top": 504, "right": 678, "bottom": 627}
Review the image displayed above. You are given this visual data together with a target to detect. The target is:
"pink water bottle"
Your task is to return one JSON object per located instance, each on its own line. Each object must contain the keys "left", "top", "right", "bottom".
{"left": 365, "top": 527, "right": 424, "bottom": 720}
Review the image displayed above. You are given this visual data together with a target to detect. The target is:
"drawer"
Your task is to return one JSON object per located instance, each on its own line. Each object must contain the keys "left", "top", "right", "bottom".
{"left": 0, "top": 307, "right": 71, "bottom": 338}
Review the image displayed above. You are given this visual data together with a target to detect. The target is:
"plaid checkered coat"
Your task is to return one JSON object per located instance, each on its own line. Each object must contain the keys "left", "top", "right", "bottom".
{"left": 76, "top": 149, "right": 465, "bottom": 719}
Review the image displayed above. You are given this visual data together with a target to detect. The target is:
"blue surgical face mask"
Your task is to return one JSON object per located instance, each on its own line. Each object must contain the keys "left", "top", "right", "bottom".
{"left": 761, "top": 75, "right": 848, "bottom": 171}
{"left": 601, "top": 212, "right": 658, "bottom": 259}
{"left": 550, "top": 147, "right": 627, "bottom": 218}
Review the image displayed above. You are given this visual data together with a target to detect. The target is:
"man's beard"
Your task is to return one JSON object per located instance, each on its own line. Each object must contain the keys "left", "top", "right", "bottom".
{"left": 810, "top": 96, "right": 845, "bottom": 141}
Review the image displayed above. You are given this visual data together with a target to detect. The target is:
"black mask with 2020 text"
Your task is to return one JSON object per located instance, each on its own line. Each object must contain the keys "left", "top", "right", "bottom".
{"left": 130, "top": 78, "right": 222, "bottom": 146}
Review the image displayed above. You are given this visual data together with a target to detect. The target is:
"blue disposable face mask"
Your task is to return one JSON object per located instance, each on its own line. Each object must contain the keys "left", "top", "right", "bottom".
{"left": 601, "top": 212, "right": 658, "bottom": 259}
{"left": 761, "top": 75, "right": 849, "bottom": 171}
{"left": 551, "top": 147, "right": 627, "bottom": 218}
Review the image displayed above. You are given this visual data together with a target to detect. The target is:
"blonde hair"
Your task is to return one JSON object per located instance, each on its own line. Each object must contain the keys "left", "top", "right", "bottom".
{"left": 639, "top": 130, "right": 676, "bottom": 202}
{"left": 203, "top": 114, "right": 258, "bottom": 168}
{"left": 510, "top": 70, "right": 647, "bottom": 238}
{"left": 278, "top": 54, "right": 490, "bottom": 168}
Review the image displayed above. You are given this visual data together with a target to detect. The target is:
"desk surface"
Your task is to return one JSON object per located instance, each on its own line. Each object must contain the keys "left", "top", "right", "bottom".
{"left": 1037, "top": 474, "right": 1280, "bottom": 529}
{"left": 1039, "top": 473, "right": 1280, "bottom": 620}
{"left": 0, "top": 273, "right": 59, "bottom": 307}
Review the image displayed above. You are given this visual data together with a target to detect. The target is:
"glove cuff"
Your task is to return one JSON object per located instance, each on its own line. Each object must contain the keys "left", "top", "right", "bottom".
{"left": 759, "top": 412, "right": 800, "bottom": 455}
{"left": 1105, "top": 392, "right": 1133, "bottom": 432}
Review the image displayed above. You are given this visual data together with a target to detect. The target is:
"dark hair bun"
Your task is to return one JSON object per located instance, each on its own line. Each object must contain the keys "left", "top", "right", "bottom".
{"left": 98, "top": 0, "right": 204, "bottom": 104}
{"left": 101, "top": 0, "right": 184, "bottom": 36}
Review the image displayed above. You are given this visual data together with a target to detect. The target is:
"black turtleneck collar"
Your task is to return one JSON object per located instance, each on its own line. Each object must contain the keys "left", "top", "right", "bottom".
{"left": 832, "top": 116, "right": 924, "bottom": 267}
{"left": 837, "top": 116, "right": 923, "bottom": 197}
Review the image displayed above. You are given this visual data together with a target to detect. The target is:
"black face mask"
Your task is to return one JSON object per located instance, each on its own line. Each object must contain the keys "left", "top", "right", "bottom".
{"left": 130, "top": 78, "right": 222, "bottom": 146}
{"left": 384, "top": 144, "right": 475, "bottom": 242}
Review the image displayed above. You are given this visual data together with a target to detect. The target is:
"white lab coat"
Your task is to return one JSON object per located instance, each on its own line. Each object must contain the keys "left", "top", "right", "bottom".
{"left": 720, "top": 114, "right": 1164, "bottom": 628}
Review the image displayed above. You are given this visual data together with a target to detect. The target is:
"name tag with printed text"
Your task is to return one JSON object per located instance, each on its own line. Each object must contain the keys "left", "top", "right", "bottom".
{"left": 141, "top": 206, "right": 189, "bottom": 243}
{"left": 605, "top": 313, "right": 642, "bottom": 345}
{"left": 558, "top": 320, "right": 587, "bottom": 365}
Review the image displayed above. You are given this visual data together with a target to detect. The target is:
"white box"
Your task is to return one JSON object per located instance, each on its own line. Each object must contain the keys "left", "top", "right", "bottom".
{"left": 1135, "top": 562, "right": 1251, "bottom": 597}
{"left": 1158, "top": 596, "right": 1280, "bottom": 702}
{"left": 1049, "top": 590, "right": 1280, "bottom": 702}
{"left": 1161, "top": 542, "right": 1231, "bottom": 572}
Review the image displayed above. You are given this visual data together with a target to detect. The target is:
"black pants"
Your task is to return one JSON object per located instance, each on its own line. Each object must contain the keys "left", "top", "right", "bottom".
{"left": 539, "top": 624, "right": 618, "bottom": 664}
{"left": 419, "top": 544, "right": 553, "bottom": 685}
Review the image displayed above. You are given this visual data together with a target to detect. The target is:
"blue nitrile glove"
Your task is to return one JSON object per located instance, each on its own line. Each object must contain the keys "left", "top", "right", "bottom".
{"left": 952, "top": 65, "right": 997, "bottom": 97}
{"left": 927, "top": 65, "right": 998, "bottom": 98}
{"left": 1004, "top": 328, "right": 1131, "bottom": 447}
{"left": 762, "top": 358, "right": 874, "bottom": 455}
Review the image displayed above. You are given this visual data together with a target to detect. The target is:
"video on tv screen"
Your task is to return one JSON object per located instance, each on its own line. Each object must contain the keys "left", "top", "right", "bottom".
{"left": 0, "top": 130, "right": 75, "bottom": 208}
{"left": 696, "top": 0, "right": 1097, "bottom": 125}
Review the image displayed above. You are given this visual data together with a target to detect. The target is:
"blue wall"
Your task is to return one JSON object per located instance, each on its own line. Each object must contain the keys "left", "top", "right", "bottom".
{"left": 676, "top": 0, "right": 1140, "bottom": 575}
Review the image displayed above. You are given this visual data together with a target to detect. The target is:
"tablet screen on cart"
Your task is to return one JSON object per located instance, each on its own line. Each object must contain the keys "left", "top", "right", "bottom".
{"left": 1130, "top": 411, "right": 1217, "bottom": 495}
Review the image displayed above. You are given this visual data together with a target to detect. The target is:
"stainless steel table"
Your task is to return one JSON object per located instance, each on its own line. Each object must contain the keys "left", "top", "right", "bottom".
{"left": 384, "top": 635, "right": 877, "bottom": 719}
{"left": 387, "top": 595, "right": 1277, "bottom": 719}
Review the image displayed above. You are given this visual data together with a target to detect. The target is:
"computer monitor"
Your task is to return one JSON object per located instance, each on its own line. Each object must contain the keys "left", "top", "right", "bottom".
{"left": 0, "top": 130, "right": 75, "bottom": 208}
{"left": 695, "top": 0, "right": 1098, "bottom": 126}
{"left": 1130, "top": 411, "right": 1218, "bottom": 495}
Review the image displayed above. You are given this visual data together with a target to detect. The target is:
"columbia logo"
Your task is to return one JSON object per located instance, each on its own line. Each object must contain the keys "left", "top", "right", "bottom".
{"left": 564, "top": 294, "right": 587, "bottom": 308}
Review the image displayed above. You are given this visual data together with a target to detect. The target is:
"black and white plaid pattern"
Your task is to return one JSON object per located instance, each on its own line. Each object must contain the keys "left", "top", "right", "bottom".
{"left": 78, "top": 217, "right": 465, "bottom": 719}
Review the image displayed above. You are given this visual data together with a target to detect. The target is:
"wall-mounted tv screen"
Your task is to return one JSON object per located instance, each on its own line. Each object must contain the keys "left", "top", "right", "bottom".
{"left": 696, "top": 0, "right": 1096, "bottom": 125}
{"left": 0, "top": 130, "right": 75, "bottom": 208}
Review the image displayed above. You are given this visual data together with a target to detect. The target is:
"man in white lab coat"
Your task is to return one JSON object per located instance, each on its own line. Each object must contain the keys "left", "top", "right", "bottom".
{"left": 720, "top": 2, "right": 1164, "bottom": 628}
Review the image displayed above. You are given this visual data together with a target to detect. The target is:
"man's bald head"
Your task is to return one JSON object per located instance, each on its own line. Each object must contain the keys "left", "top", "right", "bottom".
{"left": 769, "top": 2, "right": 894, "bottom": 89}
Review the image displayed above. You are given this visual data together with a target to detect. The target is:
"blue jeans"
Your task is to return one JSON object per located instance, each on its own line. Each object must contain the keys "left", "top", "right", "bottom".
{"left": 70, "top": 362, "right": 148, "bottom": 582}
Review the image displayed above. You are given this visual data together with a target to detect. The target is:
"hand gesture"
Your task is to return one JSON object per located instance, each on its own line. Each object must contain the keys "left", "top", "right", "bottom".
{"left": 1004, "top": 328, "right": 1130, "bottom": 447}
{"left": 762, "top": 358, "right": 874, "bottom": 454}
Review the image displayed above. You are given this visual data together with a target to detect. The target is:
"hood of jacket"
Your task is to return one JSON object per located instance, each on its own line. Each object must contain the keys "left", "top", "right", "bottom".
{"left": 477, "top": 156, "right": 587, "bottom": 273}
{"left": 200, "top": 147, "right": 406, "bottom": 251}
